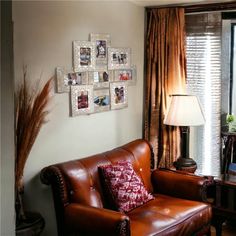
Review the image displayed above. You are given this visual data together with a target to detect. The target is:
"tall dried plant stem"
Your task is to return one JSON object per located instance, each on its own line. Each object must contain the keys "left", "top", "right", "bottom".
{"left": 15, "top": 68, "right": 52, "bottom": 223}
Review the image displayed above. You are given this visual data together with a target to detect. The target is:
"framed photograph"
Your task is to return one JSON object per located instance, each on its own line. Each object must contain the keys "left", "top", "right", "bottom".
{"left": 93, "top": 89, "right": 110, "bottom": 113}
{"left": 73, "top": 41, "right": 96, "bottom": 72}
{"left": 71, "top": 85, "right": 94, "bottom": 116}
{"left": 88, "top": 70, "right": 113, "bottom": 89}
{"left": 56, "top": 67, "right": 88, "bottom": 93}
{"left": 113, "top": 65, "right": 137, "bottom": 85}
{"left": 108, "top": 47, "right": 131, "bottom": 70}
{"left": 90, "top": 33, "right": 111, "bottom": 66}
{"left": 110, "top": 82, "right": 128, "bottom": 110}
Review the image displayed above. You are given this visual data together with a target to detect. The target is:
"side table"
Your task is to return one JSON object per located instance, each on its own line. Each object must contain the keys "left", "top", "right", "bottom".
{"left": 212, "top": 174, "right": 236, "bottom": 236}
{"left": 221, "top": 131, "right": 236, "bottom": 174}
{"left": 16, "top": 211, "right": 45, "bottom": 236}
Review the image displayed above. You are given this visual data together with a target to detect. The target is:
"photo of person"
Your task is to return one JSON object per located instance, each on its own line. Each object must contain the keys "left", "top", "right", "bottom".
{"left": 119, "top": 70, "right": 132, "bottom": 81}
{"left": 73, "top": 41, "right": 96, "bottom": 71}
{"left": 114, "top": 86, "right": 124, "bottom": 104}
{"left": 77, "top": 90, "right": 88, "bottom": 109}
{"left": 90, "top": 34, "right": 110, "bottom": 66}
{"left": 113, "top": 66, "right": 136, "bottom": 85}
{"left": 88, "top": 71, "right": 111, "bottom": 89}
{"left": 102, "top": 71, "right": 109, "bottom": 82}
{"left": 96, "top": 40, "right": 106, "bottom": 58}
{"left": 112, "top": 53, "right": 127, "bottom": 65}
{"left": 80, "top": 47, "right": 91, "bottom": 66}
{"left": 67, "top": 73, "right": 77, "bottom": 85}
{"left": 110, "top": 82, "right": 128, "bottom": 110}
{"left": 93, "top": 71, "right": 109, "bottom": 83}
{"left": 65, "top": 72, "right": 87, "bottom": 86}
{"left": 108, "top": 48, "right": 131, "bottom": 70}
{"left": 97, "top": 71, "right": 109, "bottom": 82}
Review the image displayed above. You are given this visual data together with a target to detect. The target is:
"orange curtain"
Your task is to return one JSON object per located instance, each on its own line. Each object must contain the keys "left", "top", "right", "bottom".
{"left": 144, "top": 8, "right": 186, "bottom": 168}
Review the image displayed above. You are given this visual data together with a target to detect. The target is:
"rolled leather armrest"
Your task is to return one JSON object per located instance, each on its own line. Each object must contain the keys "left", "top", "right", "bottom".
{"left": 64, "top": 203, "right": 130, "bottom": 236}
{"left": 151, "top": 169, "right": 214, "bottom": 202}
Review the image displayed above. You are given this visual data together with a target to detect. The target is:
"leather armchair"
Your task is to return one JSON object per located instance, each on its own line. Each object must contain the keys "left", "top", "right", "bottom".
{"left": 41, "top": 139, "right": 212, "bottom": 236}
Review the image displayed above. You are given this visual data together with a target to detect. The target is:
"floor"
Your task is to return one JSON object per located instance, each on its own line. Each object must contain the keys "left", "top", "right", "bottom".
{"left": 211, "top": 221, "right": 236, "bottom": 236}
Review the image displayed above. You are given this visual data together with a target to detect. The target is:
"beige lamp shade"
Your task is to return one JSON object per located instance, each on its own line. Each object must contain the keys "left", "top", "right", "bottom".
{"left": 164, "top": 95, "right": 205, "bottom": 126}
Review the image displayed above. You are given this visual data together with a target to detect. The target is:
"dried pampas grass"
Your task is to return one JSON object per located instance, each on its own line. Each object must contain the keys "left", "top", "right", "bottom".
{"left": 15, "top": 68, "right": 53, "bottom": 191}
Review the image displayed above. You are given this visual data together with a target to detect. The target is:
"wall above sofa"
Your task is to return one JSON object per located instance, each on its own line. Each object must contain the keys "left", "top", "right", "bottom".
{"left": 13, "top": 1, "right": 144, "bottom": 235}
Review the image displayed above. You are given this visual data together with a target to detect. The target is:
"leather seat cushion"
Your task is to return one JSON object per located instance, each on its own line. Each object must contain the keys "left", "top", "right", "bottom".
{"left": 127, "top": 194, "right": 211, "bottom": 236}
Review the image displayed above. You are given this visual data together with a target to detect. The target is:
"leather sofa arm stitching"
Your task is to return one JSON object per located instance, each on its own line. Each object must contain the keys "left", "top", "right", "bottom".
{"left": 40, "top": 166, "right": 69, "bottom": 206}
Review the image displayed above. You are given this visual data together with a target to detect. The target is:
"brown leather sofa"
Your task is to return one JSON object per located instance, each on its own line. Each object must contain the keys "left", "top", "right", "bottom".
{"left": 41, "top": 139, "right": 212, "bottom": 236}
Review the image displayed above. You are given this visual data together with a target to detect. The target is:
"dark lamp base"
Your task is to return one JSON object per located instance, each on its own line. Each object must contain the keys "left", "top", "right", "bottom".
{"left": 174, "top": 157, "right": 197, "bottom": 173}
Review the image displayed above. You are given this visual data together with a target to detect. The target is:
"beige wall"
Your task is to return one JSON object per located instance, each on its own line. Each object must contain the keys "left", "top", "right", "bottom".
{"left": 13, "top": 1, "right": 144, "bottom": 235}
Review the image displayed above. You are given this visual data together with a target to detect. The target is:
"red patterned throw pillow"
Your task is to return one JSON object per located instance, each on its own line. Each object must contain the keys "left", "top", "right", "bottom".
{"left": 99, "top": 160, "right": 154, "bottom": 213}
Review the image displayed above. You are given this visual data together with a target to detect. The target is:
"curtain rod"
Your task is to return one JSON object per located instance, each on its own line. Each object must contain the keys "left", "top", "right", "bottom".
{"left": 145, "top": 1, "right": 236, "bottom": 13}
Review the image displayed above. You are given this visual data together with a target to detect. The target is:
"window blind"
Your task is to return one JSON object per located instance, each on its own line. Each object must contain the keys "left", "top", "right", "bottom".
{"left": 185, "top": 13, "right": 221, "bottom": 176}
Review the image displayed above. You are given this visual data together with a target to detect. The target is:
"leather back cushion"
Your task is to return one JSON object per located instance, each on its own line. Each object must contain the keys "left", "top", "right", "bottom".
{"left": 53, "top": 139, "right": 153, "bottom": 208}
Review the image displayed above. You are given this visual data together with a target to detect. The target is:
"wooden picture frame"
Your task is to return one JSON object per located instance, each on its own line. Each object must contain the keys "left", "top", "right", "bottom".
{"left": 56, "top": 67, "right": 88, "bottom": 93}
{"left": 88, "top": 70, "right": 113, "bottom": 89}
{"left": 112, "top": 65, "right": 137, "bottom": 85}
{"left": 90, "top": 33, "right": 111, "bottom": 67}
{"left": 73, "top": 41, "right": 96, "bottom": 72}
{"left": 93, "top": 88, "right": 110, "bottom": 113}
{"left": 110, "top": 81, "right": 128, "bottom": 110}
{"left": 71, "top": 85, "right": 94, "bottom": 116}
{"left": 108, "top": 47, "right": 131, "bottom": 70}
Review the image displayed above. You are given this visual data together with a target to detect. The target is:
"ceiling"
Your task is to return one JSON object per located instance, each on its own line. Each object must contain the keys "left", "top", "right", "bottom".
{"left": 129, "top": 0, "right": 234, "bottom": 7}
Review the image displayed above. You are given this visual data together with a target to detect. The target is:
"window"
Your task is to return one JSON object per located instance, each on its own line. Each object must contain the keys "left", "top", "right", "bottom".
{"left": 185, "top": 13, "right": 221, "bottom": 176}
{"left": 231, "top": 24, "right": 236, "bottom": 115}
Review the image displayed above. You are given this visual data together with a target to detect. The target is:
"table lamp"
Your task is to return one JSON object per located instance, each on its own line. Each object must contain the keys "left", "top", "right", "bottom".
{"left": 164, "top": 95, "right": 205, "bottom": 172}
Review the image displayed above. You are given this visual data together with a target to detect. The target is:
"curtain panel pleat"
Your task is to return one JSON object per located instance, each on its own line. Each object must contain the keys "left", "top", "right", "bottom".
{"left": 144, "top": 8, "right": 187, "bottom": 168}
